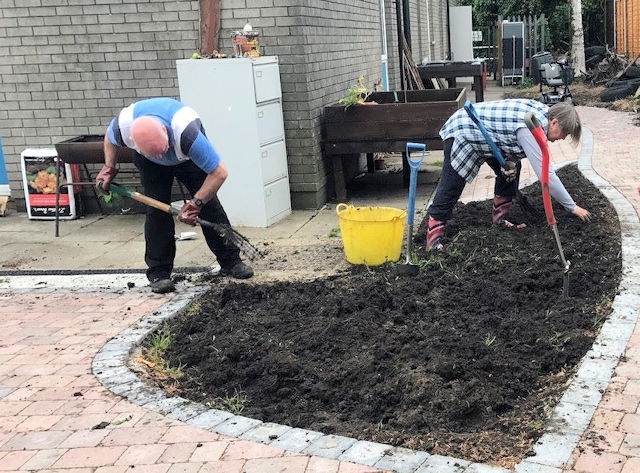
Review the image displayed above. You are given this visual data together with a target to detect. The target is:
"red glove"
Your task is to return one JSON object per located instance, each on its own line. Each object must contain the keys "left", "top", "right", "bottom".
{"left": 178, "top": 201, "right": 201, "bottom": 226}
{"left": 95, "top": 165, "right": 118, "bottom": 193}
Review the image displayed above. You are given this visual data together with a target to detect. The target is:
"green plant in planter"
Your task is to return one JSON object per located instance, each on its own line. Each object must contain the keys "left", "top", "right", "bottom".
{"left": 338, "top": 75, "right": 372, "bottom": 108}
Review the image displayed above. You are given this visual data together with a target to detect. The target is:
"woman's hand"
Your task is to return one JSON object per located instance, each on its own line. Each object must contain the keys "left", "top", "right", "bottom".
{"left": 572, "top": 205, "right": 591, "bottom": 221}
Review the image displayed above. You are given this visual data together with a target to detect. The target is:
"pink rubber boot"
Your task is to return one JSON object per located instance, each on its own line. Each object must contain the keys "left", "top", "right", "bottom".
{"left": 427, "top": 217, "right": 445, "bottom": 250}
{"left": 492, "top": 195, "right": 513, "bottom": 224}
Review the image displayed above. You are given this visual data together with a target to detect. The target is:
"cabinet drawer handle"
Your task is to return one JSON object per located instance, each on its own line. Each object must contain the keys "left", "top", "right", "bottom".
{"left": 255, "top": 71, "right": 263, "bottom": 78}
{"left": 258, "top": 111, "right": 264, "bottom": 118}
{"left": 261, "top": 151, "right": 268, "bottom": 159}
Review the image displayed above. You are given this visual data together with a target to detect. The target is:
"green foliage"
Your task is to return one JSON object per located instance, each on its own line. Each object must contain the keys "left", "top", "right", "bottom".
{"left": 518, "top": 76, "right": 535, "bottom": 89}
{"left": 338, "top": 75, "right": 371, "bottom": 109}
{"left": 141, "top": 324, "right": 184, "bottom": 381}
{"left": 149, "top": 324, "right": 173, "bottom": 359}
{"left": 463, "top": 0, "right": 604, "bottom": 56}
{"left": 206, "top": 389, "right": 248, "bottom": 414}
{"left": 547, "top": 2, "right": 571, "bottom": 51}
{"left": 483, "top": 333, "right": 497, "bottom": 347}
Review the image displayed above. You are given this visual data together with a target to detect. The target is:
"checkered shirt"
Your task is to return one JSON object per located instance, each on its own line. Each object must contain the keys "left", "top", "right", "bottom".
{"left": 440, "top": 99, "right": 549, "bottom": 182}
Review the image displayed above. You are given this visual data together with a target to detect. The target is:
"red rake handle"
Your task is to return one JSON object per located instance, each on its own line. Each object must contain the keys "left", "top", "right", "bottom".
{"left": 524, "top": 113, "right": 556, "bottom": 227}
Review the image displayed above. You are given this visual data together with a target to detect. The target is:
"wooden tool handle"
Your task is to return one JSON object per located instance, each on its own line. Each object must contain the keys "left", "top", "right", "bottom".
{"left": 129, "top": 191, "right": 176, "bottom": 215}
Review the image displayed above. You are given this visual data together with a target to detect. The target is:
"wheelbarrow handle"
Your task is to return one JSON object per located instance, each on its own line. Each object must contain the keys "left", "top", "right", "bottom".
{"left": 463, "top": 100, "right": 507, "bottom": 168}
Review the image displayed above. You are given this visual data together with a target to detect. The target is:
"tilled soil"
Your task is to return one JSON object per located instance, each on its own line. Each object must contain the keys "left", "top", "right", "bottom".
{"left": 145, "top": 165, "right": 621, "bottom": 469}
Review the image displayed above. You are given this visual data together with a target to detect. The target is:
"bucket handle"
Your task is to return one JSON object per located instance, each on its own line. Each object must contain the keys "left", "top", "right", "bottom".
{"left": 336, "top": 203, "right": 352, "bottom": 215}
{"left": 394, "top": 209, "right": 408, "bottom": 221}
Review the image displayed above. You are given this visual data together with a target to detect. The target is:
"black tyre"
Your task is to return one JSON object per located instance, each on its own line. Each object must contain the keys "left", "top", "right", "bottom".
{"left": 585, "top": 54, "right": 604, "bottom": 70}
{"left": 600, "top": 83, "right": 636, "bottom": 102}
{"left": 610, "top": 77, "right": 640, "bottom": 88}
{"left": 622, "top": 63, "right": 640, "bottom": 79}
{"left": 585, "top": 45, "right": 607, "bottom": 57}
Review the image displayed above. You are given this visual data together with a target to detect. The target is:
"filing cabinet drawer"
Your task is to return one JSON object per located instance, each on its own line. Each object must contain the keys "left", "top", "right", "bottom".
{"left": 253, "top": 62, "right": 282, "bottom": 103}
{"left": 257, "top": 101, "right": 285, "bottom": 145}
{"left": 264, "top": 177, "right": 292, "bottom": 225}
{"left": 260, "top": 140, "right": 288, "bottom": 185}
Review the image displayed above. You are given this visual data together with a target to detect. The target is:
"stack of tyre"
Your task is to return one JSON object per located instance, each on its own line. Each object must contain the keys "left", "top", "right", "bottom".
{"left": 587, "top": 44, "right": 640, "bottom": 102}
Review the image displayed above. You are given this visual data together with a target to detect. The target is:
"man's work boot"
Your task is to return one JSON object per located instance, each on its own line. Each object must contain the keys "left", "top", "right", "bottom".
{"left": 492, "top": 195, "right": 513, "bottom": 224}
{"left": 149, "top": 278, "right": 176, "bottom": 294}
{"left": 220, "top": 261, "right": 254, "bottom": 279}
{"left": 426, "top": 217, "right": 445, "bottom": 250}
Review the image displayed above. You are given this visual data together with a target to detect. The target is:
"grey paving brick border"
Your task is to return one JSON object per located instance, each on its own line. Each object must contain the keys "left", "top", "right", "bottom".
{"left": 93, "top": 125, "right": 639, "bottom": 473}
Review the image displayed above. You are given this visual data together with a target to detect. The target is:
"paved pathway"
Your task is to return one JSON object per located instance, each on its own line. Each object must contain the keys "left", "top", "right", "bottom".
{"left": 1, "top": 106, "right": 639, "bottom": 473}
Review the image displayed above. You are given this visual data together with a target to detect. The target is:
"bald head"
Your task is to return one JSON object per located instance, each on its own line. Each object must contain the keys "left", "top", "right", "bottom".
{"left": 131, "top": 116, "right": 169, "bottom": 158}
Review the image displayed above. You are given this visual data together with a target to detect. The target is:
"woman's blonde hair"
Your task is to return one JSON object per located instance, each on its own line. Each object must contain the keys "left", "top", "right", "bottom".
{"left": 548, "top": 101, "right": 581, "bottom": 142}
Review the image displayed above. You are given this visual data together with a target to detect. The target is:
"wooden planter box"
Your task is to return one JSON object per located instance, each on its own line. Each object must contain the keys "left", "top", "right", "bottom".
{"left": 323, "top": 88, "right": 466, "bottom": 200}
{"left": 52, "top": 135, "right": 140, "bottom": 236}
{"left": 55, "top": 135, "right": 136, "bottom": 164}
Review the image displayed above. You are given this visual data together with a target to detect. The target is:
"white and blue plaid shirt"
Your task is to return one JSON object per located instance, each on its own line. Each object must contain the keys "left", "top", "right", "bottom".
{"left": 440, "top": 99, "right": 549, "bottom": 182}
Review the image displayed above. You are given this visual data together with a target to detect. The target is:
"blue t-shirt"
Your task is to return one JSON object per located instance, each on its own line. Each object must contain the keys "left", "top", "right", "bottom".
{"left": 107, "top": 97, "right": 221, "bottom": 173}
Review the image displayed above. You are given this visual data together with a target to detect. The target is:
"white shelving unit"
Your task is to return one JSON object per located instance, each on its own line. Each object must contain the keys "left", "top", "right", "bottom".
{"left": 176, "top": 56, "right": 291, "bottom": 227}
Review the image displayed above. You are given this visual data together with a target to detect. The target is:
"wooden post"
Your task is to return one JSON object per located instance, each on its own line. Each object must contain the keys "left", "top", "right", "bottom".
{"left": 200, "top": 0, "right": 221, "bottom": 55}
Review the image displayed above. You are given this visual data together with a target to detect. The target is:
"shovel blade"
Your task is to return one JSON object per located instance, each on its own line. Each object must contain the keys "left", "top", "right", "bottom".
{"left": 562, "top": 271, "right": 570, "bottom": 298}
{"left": 397, "top": 263, "right": 420, "bottom": 276}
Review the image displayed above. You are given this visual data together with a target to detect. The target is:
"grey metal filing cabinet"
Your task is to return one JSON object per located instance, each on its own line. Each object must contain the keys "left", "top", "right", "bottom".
{"left": 176, "top": 56, "right": 291, "bottom": 227}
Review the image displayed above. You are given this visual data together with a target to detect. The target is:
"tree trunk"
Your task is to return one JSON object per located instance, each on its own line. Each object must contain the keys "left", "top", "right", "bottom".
{"left": 571, "top": 0, "right": 586, "bottom": 77}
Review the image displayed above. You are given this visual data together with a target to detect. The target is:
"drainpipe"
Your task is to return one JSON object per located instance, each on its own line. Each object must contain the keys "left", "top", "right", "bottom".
{"left": 402, "top": 0, "right": 411, "bottom": 47}
{"left": 446, "top": 0, "right": 452, "bottom": 59}
{"left": 425, "top": 0, "right": 433, "bottom": 61}
{"left": 379, "top": 0, "right": 389, "bottom": 91}
{"left": 396, "top": 0, "right": 406, "bottom": 90}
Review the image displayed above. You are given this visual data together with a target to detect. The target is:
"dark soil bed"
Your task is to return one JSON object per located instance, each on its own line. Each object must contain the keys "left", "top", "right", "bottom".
{"left": 145, "top": 165, "right": 621, "bottom": 469}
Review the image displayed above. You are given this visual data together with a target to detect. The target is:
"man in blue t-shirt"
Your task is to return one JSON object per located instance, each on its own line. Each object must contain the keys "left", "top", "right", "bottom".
{"left": 96, "top": 97, "right": 253, "bottom": 293}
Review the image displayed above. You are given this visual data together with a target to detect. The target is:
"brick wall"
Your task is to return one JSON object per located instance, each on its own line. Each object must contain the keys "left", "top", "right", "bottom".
{"left": 0, "top": 0, "right": 449, "bottom": 211}
{"left": 0, "top": 0, "right": 199, "bottom": 208}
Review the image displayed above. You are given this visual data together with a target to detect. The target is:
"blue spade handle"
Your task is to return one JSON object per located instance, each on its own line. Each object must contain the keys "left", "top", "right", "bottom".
{"left": 406, "top": 142, "right": 426, "bottom": 226}
{"left": 463, "top": 100, "right": 507, "bottom": 167}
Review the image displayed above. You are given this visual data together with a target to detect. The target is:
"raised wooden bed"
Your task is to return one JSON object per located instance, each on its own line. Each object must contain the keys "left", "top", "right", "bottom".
{"left": 52, "top": 135, "right": 138, "bottom": 237}
{"left": 323, "top": 88, "right": 466, "bottom": 201}
{"left": 55, "top": 134, "right": 136, "bottom": 164}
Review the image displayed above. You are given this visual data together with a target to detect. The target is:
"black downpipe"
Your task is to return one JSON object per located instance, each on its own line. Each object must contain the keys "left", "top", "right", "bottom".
{"left": 446, "top": 0, "right": 452, "bottom": 59}
{"left": 395, "top": 0, "right": 405, "bottom": 91}
{"left": 402, "top": 0, "right": 411, "bottom": 47}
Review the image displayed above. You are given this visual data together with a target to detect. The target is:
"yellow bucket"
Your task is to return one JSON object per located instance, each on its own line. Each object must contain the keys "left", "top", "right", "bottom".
{"left": 336, "top": 203, "right": 407, "bottom": 266}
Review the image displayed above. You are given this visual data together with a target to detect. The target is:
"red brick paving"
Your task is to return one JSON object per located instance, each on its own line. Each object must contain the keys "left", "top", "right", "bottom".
{"left": 1, "top": 106, "right": 639, "bottom": 472}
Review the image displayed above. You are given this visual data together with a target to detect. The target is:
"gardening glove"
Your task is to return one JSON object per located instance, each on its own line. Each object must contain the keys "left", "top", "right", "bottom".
{"left": 501, "top": 161, "right": 517, "bottom": 182}
{"left": 95, "top": 165, "right": 118, "bottom": 193}
{"left": 178, "top": 200, "right": 201, "bottom": 226}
